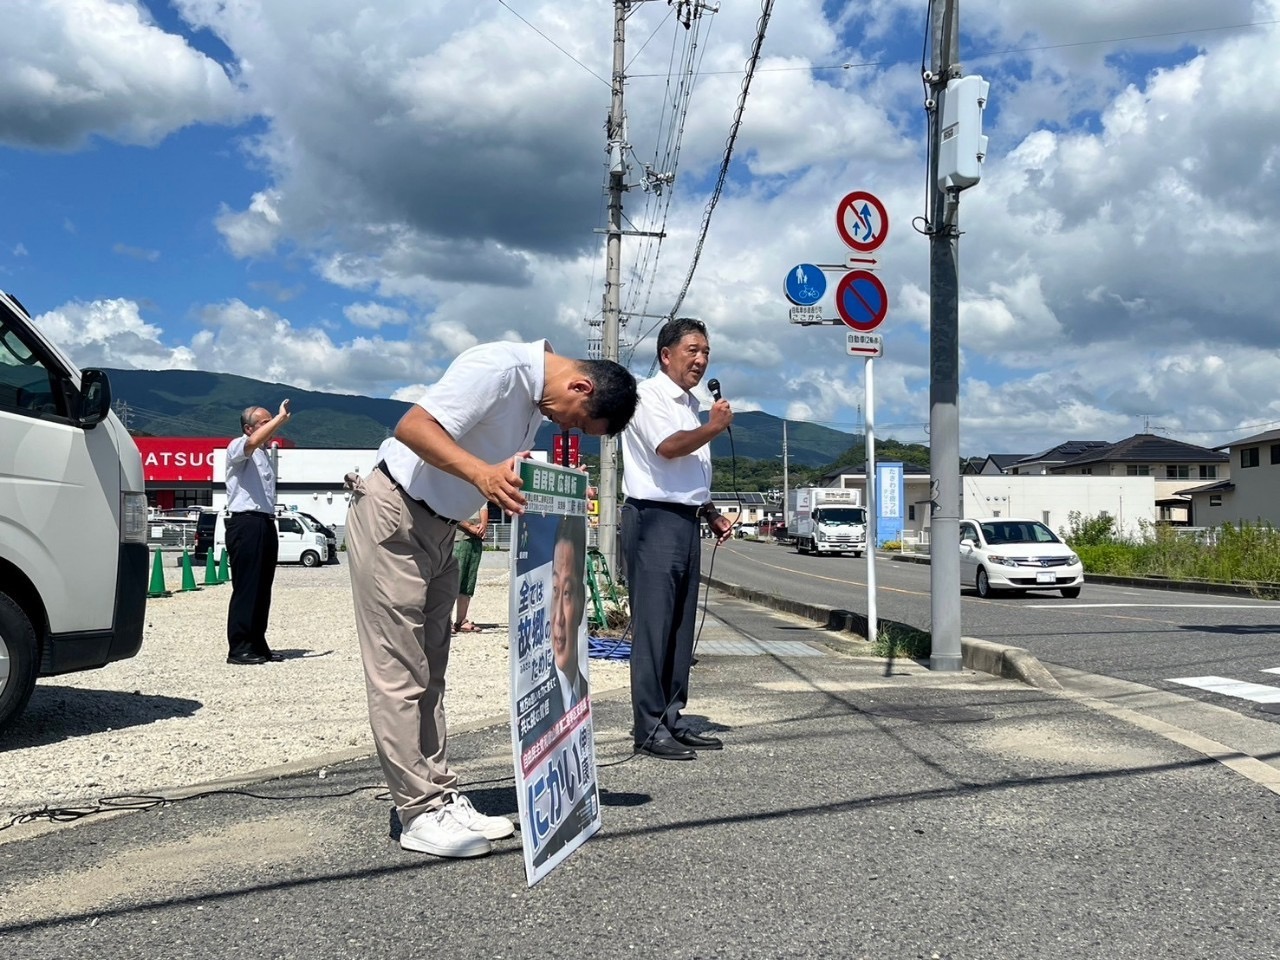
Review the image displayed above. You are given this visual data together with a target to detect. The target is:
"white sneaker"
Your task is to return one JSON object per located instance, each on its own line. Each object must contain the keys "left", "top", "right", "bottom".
{"left": 446, "top": 793, "right": 516, "bottom": 840}
{"left": 399, "top": 807, "right": 493, "bottom": 858}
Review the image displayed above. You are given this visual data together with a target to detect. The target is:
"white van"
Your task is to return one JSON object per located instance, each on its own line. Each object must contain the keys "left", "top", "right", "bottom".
{"left": 0, "top": 290, "right": 149, "bottom": 734}
{"left": 211, "top": 509, "right": 329, "bottom": 568}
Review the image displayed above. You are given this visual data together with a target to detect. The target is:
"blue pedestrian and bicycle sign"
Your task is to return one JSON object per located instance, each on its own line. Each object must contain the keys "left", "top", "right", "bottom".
{"left": 834, "top": 270, "right": 888, "bottom": 331}
{"left": 783, "top": 263, "right": 826, "bottom": 306}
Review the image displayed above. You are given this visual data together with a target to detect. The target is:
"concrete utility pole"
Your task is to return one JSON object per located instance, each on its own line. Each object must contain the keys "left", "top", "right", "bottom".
{"left": 927, "top": 0, "right": 963, "bottom": 671}
{"left": 597, "top": 0, "right": 628, "bottom": 574}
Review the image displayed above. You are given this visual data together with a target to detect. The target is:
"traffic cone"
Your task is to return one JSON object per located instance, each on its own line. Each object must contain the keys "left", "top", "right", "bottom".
{"left": 179, "top": 550, "right": 200, "bottom": 592}
{"left": 203, "top": 550, "right": 220, "bottom": 586}
{"left": 218, "top": 548, "right": 231, "bottom": 583}
{"left": 148, "top": 550, "right": 170, "bottom": 598}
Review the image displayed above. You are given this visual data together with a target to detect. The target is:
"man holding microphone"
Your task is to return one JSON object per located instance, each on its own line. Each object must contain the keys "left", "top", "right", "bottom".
{"left": 621, "top": 317, "right": 733, "bottom": 761}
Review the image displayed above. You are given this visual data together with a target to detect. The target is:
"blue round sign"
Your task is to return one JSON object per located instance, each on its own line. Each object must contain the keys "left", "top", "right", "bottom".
{"left": 784, "top": 263, "right": 826, "bottom": 306}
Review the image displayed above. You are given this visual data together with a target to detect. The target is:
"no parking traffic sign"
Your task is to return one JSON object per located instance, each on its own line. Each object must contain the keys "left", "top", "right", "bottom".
{"left": 834, "top": 270, "right": 888, "bottom": 331}
{"left": 836, "top": 191, "right": 889, "bottom": 253}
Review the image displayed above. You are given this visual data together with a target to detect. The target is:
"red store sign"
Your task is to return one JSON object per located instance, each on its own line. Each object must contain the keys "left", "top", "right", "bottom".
{"left": 135, "top": 437, "right": 224, "bottom": 483}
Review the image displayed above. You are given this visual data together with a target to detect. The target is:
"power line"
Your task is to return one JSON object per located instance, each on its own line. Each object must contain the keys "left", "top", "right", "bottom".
{"left": 628, "top": 17, "right": 1280, "bottom": 78}
{"left": 494, "top": 0, "right": 610, "bottom": 86}
{"left": 630, "top": 0, "right": 776, "bottom": 367}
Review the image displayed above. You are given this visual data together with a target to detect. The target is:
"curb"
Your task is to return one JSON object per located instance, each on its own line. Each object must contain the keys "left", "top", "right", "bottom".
{"left": 703, "top": 573, "right": 1060, "bottom": 690}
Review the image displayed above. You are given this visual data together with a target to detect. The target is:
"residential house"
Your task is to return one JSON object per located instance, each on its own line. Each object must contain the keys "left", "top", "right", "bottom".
{"left": 1177, "top": 428, "right": 1280, "bottom": 529}
{"left": 1045, "top": 433, "right": 1229, "bottom": 525}
{"left": 1005, "top": 441, "right": 1111, "bottom": 475}
{"left": 964, "top": 453, "right": 1030, "bottom": 475}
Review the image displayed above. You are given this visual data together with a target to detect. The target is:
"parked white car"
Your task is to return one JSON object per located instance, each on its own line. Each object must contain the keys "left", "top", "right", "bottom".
{"left": 208, "top": 509, "right": 329, "bottom": 568}
{"left": 958, "top": 517, "right": 1083, "bottom": 599}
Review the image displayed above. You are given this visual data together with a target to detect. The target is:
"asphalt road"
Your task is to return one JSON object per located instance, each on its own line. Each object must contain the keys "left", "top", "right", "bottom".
{"left": 704, "top": 539, "right": 1280, "bottom": 723}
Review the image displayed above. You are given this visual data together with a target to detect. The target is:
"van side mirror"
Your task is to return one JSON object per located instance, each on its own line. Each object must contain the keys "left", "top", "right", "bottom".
{"left": 78, "top": 369, "right": 112, "bottom": 427}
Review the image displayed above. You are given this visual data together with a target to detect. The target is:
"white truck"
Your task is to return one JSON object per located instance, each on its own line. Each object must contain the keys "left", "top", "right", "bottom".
{"left": 788, "top": 487, "right": 867, "bottom": 557}
{"left": 0, "top": 290, "right": 150, "bottom": 735}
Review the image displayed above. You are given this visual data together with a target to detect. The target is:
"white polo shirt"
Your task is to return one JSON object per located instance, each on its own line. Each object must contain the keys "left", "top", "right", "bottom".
{"left": 377, "top": 340, "right": 549, "bottom": 520}
{"left": 621, "top": 370, "right": 711, "bottom": 507}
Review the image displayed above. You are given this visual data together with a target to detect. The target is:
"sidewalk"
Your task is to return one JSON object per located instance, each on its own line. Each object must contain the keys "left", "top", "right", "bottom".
{"left": 2, "top": 590, "right": 1277, "bottom": 958}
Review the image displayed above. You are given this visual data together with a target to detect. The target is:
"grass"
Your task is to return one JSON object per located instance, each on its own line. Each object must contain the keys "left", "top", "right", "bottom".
{"left": 1066, "top": 515, "right": 1280, "bottom": 590}
{"left": 871, "top": 621, "right": 931, "bottom": 659}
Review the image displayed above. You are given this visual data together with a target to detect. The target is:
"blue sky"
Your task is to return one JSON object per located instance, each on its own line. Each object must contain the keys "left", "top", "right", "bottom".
{"left": 3, "top": 0, "right": 1280, "bottom": 457}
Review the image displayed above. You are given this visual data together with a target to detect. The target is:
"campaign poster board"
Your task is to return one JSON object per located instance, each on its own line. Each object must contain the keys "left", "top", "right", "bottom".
{"left": 510, "top": 459, "right": 601, "bottom": 886}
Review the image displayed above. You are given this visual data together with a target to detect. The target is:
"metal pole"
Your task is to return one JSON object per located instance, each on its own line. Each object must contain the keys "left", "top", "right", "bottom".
{"left": 597, "top": 0, "right": 627, "bottom": 576}
{"left": 864, "top": 358, "right": 877, "bottom": 645}
{"left": 928, "top": 0, "right": 963, "bottom": 671}
{"left": 782, "top": 420, "right": 789, "bottom": 529}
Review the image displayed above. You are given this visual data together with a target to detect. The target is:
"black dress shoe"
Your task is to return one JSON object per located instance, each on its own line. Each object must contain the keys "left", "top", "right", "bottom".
{"left": 673, "top": 730, "right": 723, "bottom": 751}
{"left": 227, "top": 652, "right": 268, "bottom": 665}
{"left": 264, "top": 651, "right": 285, "bottom": 662}
{"left": 637, "top": 737, "right": 696, "bottom": 761}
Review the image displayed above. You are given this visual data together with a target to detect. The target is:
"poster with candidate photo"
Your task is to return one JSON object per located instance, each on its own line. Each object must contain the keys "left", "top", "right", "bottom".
{"left": 509, "top": 459, "right": 600, "bottom": 886}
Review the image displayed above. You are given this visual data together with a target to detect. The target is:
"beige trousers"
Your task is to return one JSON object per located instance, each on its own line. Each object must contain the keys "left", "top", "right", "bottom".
{"left": 346, "top": 466, "right": 461, "bottom": 827}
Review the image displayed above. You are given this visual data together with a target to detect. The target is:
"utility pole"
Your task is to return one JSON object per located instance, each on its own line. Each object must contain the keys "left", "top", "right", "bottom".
{"left": 597, "top": 0, "right": 628, "bottom": 574}
{"left": 782, "top": 420, "right": 789, "bottom": 523}
{"left": 927, "top": 0, "right": 963, "bottom": 671}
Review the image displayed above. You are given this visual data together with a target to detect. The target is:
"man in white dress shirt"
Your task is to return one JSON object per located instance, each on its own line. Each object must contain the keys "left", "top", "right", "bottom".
{"left": 345, "top": 340, "right": 636, "bottom": 859}
{"left": 621, "top": 318, "right": 733, "bottom": 761}
{"left": 224, "top": 399, "right": 291, "bottom": 665}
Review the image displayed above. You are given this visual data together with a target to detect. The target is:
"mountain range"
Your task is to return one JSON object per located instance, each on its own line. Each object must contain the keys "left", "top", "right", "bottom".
{"left": 104, "top": 368, "right": 859, "bottom": 466}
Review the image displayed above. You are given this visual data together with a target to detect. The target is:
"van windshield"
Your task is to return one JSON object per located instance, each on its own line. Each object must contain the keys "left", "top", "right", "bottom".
{"left": 815, "top": 507, "right": 866, "bottom": 525}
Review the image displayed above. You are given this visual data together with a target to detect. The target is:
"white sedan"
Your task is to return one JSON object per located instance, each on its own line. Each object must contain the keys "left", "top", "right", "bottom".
{"left": 958, "top": 517, "right": 1083, "bottom": 599}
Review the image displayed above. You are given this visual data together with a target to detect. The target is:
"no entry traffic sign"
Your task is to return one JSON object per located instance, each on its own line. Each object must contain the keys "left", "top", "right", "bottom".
{"left": 836, "top": 191, "right": 889, "bottom": 252}
{"left": 834, "top": 270, "right": 888, "bottom": 331}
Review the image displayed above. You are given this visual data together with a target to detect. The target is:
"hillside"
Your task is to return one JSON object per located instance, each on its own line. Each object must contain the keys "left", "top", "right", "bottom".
{"left": 104, "top": 368, "right": 858, "bottom": 466}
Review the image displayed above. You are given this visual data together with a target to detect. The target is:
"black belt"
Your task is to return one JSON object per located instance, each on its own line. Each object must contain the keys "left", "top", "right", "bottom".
{"left": 230, "top": 511, "right": 274, "bottom": 520}
{"left": 376, "top": 461, "right": 459, "bottom": 525}
{"left": 626, "top": 498, "right": 700, "bottom": 519}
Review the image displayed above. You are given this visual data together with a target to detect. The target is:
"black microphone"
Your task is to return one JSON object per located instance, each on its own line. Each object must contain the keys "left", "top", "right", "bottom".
{"left": 707, "top": 378, "right": 730, "bottom": 436}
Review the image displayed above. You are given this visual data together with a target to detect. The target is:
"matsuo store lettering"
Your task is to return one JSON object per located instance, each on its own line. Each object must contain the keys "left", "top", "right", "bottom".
{"left": 135, "top": 437, "right": 224, "bottom": 482}
{"left": 144, "top": 451, "right": 214, "bottom": 468}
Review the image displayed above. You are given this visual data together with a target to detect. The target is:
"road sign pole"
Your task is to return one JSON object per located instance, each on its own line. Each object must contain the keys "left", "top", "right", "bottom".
{"left": 865, "top": 357, "right": 877, "bottom": 647}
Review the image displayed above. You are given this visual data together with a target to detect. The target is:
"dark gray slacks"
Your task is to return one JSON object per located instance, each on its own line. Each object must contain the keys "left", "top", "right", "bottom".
{"left": 621, "top": 500, "right": 701, "bottom": 746}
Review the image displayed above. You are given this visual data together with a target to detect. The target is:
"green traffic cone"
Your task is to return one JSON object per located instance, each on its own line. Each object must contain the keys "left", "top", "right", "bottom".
{"left": 148, "top": 549, "right": 171, "bottom": 598}
{"left": 179, "top": 550, "right": 200, "bottom": 592}
{"left": 203, "top": 550, "right": 220, "bottom": 586}
{"left": 218, "top": 548, "right": 231, "bottom": 583}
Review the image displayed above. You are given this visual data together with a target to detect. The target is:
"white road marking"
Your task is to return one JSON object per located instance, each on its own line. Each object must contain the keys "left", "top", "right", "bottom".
{"left": 1037, "top": 603, "right": 1275, "bottom": 609}
{"left": 1262, "top": 668, "right": 1280, "bottom": 675}
{"left": 1168, "top": 675, "right": 1280, "bottom": 703}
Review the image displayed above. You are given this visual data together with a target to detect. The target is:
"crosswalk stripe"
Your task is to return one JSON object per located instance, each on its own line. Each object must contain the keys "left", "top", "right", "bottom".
{"left": 1168, "top": 675, "right": 1280, "bottom": 703}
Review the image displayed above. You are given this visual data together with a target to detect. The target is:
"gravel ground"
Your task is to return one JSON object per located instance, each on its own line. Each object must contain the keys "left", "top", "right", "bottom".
{"left": 0, "top": 551, "right": 629, "bottom": 823}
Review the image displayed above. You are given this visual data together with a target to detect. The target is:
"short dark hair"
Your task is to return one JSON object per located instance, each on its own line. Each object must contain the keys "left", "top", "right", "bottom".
{"left": 555, "top": 515, "right": 587, "bottom": 621}
{"left": 656, "top": 317, "right": 707, "bottom": 364}
{"left": 577, "top": 359, "right": 638, "bottom": 436}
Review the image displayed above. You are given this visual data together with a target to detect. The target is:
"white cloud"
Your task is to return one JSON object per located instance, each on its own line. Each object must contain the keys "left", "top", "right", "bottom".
{"left": 13, "top": 1, "right": 1280, "bottom": 459}
{"left": 343, "top": 302, "right": 410, "bottom": 330}
{"left": 0, "top": 0, "right": 243, "bottom": 148}
{"left": 33, "top": 297, "right": 450, "bottom": 397}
